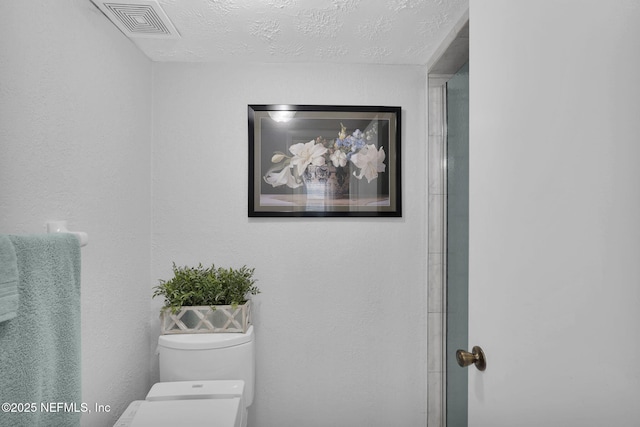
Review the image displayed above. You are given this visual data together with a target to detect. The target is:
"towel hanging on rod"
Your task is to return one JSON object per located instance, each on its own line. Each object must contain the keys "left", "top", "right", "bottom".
{"left": 46, "top": 220, "right": 88, "bottom": 247}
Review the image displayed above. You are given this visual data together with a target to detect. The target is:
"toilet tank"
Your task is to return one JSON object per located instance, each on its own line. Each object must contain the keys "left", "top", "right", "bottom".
{"left": 157, "top": 325, "right": 254, "bottom": 407}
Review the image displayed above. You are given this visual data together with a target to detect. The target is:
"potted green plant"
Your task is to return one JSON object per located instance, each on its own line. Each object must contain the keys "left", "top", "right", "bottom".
{"left": 153, "top": 262, "right": 259, "bottom": 334}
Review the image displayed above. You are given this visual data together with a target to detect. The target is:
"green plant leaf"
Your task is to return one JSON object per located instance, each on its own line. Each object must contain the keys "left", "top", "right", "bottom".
{"left": 152, "top": 262, "right": 260, "bottom": 312}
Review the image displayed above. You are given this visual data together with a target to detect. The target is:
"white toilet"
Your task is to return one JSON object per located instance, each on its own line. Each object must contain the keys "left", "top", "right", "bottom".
{"left": 114, "top": 325, "right": 255, "bottom": 427}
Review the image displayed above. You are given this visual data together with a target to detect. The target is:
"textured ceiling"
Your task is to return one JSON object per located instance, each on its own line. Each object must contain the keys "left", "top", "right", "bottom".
{"left": 114, "top": 0, "right": 468, "bottom": 64}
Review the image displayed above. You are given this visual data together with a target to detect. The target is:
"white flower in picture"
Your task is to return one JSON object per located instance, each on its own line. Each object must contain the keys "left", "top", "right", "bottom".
{"left": 289, "top": 140, "right": 328, "bottom": 177}
{"left": 330, "top": 149, "right": 347, "bottom": 167}
{"left": 263, "top": 164, "right": 302, "bottom": 188}
{"left": 350, "top": 144, "right": 386, "bottom": 183}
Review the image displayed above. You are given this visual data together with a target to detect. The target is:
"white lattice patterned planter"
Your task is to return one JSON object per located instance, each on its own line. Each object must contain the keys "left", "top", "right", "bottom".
{"left": 160, "top": 301, "right": 252, "bottom": 334}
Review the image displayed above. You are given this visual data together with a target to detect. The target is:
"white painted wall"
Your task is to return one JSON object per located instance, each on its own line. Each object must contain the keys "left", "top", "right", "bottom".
{"left": 0, "top": 1, "right": 153, "bottom": 426}
{"left": 151, "top": 63, "right": 428, "bottom": 426}
{"left": 469, "top": 0, "right": 640, "bottom": 425}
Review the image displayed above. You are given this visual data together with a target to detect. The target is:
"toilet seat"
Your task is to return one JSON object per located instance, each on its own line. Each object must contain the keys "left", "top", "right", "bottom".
{"left": 114, "top": 380, "right": 246, "bottom": 427}
{"left": 130, "top": 399, "right": 242, "bottom": 427}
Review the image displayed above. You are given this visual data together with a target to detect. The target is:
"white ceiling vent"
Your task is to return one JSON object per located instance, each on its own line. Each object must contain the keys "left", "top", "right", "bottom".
{"left": 93, "top": 0, "right": 180, "bottom": 39}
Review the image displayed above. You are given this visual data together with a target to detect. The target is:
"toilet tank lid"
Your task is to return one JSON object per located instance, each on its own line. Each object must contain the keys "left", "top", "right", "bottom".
{"left": 158, "top": 325, "right": 254, "bottom": 350}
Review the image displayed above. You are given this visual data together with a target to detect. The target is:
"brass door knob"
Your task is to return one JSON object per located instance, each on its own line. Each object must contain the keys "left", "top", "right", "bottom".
{"left": 456, "top": 346, "right": 486, "bottom": 371}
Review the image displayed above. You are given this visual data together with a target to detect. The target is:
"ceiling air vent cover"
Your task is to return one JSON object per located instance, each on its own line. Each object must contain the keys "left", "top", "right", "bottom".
{"left": 93, "top": 0, "right": 180, "bottom": 39}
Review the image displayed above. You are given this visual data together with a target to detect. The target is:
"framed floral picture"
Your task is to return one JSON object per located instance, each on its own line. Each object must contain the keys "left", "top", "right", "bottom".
{"left": 248, "top": 105, "right": 401, "bottom": 217}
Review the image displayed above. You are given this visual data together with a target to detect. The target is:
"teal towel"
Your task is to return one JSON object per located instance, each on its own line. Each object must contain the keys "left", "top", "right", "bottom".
{"left": 0, "top": 234, "right": 81, "bottom": 427}
{"left": 0, "top": 235, "right": 19, "bottom": 323}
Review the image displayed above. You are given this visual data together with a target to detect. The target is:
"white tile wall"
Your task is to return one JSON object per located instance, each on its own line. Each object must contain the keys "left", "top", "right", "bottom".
{"left": 426, "top": 83, "right": 447, "bottom": 427}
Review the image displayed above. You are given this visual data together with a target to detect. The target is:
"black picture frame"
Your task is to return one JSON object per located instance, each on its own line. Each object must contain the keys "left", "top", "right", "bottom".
{"left": 248, "top": 104, "right": 401, "bottom": 217}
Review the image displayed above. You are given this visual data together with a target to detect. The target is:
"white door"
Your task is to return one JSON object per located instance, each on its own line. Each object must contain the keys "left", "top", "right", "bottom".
{"left": 467, "top": 1, "right": 640, "bottom": 425}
